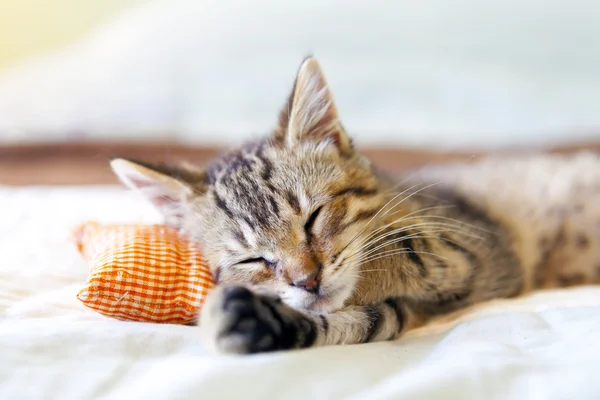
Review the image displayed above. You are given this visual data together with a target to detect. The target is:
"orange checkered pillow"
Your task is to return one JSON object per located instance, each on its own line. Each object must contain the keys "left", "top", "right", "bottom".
{"left": 73, "top": 221, "right": 215, "bottom": 324}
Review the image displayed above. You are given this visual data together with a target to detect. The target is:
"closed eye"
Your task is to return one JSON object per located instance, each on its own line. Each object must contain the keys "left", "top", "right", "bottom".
{"left": 238, "top": 257, "right": 267, "bottom": 265}
{"left": 237, "top": 257, "right": 276, "bottom": 270}
{"left": 304, "top": 206, "right": 323, "bottom": 233}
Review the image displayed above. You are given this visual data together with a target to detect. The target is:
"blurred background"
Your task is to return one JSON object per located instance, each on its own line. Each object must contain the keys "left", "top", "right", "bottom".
{"left": 1, "top": 0, "right": 599, "bottom": 184}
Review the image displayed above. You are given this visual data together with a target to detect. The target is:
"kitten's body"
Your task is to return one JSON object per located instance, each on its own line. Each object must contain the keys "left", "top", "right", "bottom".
{"left": 111, "top": 58, "right": 600, "bottom": 354}
{"left": 352, "top": 152, "right": 600, "bottom": 308}
{"left": 411, "top": 154, "right": 600, "bottom": 292}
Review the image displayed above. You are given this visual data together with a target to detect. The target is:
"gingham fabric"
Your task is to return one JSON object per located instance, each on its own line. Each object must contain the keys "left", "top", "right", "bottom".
{"left": 73, "top": 221, "right": 215, "bottom": 324}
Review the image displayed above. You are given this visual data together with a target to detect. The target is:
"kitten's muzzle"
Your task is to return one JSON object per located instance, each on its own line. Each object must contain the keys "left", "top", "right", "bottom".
{"left": 288, "top": 263, "right": 323, "bottom": 294}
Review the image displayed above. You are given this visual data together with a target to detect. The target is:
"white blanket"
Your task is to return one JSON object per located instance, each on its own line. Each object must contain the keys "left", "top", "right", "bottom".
{"left": 2, "top": 186, "right": 600, "bottom": 400}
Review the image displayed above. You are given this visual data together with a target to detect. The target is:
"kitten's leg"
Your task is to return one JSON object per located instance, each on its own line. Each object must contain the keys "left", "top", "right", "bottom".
{"left": 199, "top": 285, "right": 412, "bottom": 354}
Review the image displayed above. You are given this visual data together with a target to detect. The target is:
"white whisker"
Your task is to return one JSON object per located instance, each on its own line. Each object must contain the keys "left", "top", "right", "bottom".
{"left": 348, "top": 222, "right": 482, "bottom": 261}
{"left": 351, "top": 233, "right": 452, "bottom": 264}
{"left": 357, "top": 249, "right": 449, "bottom": 265}
{"left": 358, "top": 269, "right": 388, "bottom": 273}
{"left": 353, "top": 211, "right": 488, "bottom": 254}
{"left": 341, "top": 181, "right": 439, "bottom": 252}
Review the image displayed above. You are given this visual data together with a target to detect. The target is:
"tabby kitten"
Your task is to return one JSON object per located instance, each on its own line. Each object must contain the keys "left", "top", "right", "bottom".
{"left": 111, "top": 57, "right": 600, "bottom": 354}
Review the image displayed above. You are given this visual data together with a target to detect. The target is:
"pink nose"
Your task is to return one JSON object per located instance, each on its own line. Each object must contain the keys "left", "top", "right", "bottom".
{"left": 291, "top": 270, "right": 320, "bottom": 293}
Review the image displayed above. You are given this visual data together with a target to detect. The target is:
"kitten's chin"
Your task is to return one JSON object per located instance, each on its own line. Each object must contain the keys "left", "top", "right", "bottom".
{"left": 310, "top": 290, "right": 350, "bottom": 313}
{"left": 283, "top": 284, "right": 354, "bottom": 313}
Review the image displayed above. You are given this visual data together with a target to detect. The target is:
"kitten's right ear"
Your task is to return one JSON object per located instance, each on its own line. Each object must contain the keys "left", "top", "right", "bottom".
{"left": 110, "top": 158, "right": 207, "bottom": 227}
{"left": 274, "top": 57, "right": 352, "bottom": 155}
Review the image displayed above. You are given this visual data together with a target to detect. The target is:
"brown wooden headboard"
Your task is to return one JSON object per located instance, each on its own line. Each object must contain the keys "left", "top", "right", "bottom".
{"left": 2, "top": 141, "right": 599, "bottom": 185}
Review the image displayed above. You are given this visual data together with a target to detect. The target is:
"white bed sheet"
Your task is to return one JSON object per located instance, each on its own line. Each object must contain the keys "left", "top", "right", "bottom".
{"left": 1, "top": 185, "right": 599, "bottom": 400}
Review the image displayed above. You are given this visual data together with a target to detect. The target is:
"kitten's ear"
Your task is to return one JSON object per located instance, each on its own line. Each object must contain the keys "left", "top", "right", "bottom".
{"left": 275, "top": 57, "right": 352, "bottom": 155}
{"left": 110, "top": 158, "right": 207, "bottom": 227}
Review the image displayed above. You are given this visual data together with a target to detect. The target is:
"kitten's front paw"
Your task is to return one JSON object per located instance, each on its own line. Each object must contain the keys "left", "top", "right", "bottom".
{"left": 199, "top": 285, "right": 316, "bottom": 354}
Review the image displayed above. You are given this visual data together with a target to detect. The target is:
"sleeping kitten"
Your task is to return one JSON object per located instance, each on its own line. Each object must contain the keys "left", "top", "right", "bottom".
{"left": 111, "top": 57, "right": 600, "bottom": 354}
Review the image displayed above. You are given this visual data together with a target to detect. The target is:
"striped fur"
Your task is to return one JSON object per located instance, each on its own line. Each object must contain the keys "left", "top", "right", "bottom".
{"left": 113, "top": 57, "right": 600, "bottom": 354}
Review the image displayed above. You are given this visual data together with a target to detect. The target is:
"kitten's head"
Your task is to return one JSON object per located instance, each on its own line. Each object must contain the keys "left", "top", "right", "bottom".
{"left": 112, "top": 58, "right": 390, "bottom": 312}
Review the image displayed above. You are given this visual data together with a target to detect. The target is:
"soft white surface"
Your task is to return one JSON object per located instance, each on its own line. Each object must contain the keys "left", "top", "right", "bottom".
{"left": 0, "top": 0, "right": 599, "bottom": 148}
{"left": 2, "top": 185, "right": 600, "bottom": 400}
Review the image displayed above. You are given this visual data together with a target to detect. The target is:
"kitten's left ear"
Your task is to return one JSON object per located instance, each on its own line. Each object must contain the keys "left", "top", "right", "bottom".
{"left": 276, "top": 57, "right": 353, "bottom": 155}
{"left": 110, "top": 158, "right": 207, "bottom": 227}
